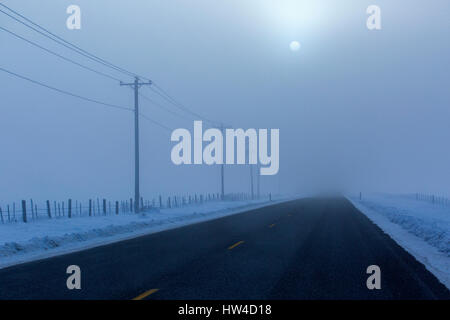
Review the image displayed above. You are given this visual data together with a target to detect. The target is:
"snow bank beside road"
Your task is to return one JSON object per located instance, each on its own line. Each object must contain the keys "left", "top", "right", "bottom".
{"left": 0, "top": 196, "right": 293, "bottom": 269}
{"left": 349, "top": 194, "right": 450, "bottom": 289}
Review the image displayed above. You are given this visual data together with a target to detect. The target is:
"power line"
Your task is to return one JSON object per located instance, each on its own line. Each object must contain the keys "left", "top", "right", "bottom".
{"left": 139, "top": 113, "right": 172, "bottom": 132}
{"left": 150, "top": 84, "right": 222, "bottom": 126}
{"left": 1, "top": 66, "right": 172, "bottom": 131}
{"left": 1, "top": 4, "right": 226, "bottom": 128}
{"left": 0, "top": 66, "right": 132, "bottom": 112}
{"left": 139, "top": 92, "right": 195, "bottom": 123}
{"left": 0, "top": 4, "right": 140, "bottom": 79}
{"left": 0, "top": 26, "right": 122, "bottom": 82}
{"left": 1, "top": 4, "right": 224, "bottom": 131}
{"left": 123, "top": 85, "right": 173, "bottom": 129}
{"left": 1, "top": 66, "right": 172, "bottom": 132}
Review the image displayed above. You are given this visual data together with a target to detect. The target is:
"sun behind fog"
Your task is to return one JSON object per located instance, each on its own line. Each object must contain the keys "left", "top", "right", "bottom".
{"left": 290, "top": 41, "right": 301, "bottom": 51}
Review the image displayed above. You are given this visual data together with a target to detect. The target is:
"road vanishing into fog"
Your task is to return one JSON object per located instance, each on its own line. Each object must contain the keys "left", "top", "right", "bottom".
{"left": 0, "top": 197, "right": 448, "bottom": 300}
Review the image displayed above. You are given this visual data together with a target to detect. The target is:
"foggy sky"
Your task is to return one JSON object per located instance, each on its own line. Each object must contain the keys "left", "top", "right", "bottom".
{"left": 1, "top": 0, "right": 449, "bottom": 204}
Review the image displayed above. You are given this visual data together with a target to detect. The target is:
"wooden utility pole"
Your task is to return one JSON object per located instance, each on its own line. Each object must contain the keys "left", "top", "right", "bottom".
{"left": 220, "top": 124, "right": 225, "bottom": 200}
{"left": 257, "top": 164, "right": 260, "bottom": 199}
{"left": 121, "top": 77, "right": 152, "bottom": 213}
{"left": 250, "top": 165, "right": 254, "bottom": 200}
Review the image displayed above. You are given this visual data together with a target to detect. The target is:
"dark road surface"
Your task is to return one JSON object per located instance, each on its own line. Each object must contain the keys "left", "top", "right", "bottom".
{"left": 0, "top": 197, "right": 448, "bottom": 300}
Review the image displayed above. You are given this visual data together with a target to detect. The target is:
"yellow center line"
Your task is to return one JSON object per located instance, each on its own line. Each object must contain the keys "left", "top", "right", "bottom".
{"left": 132, "top": 288, "right": 159, "bottom": 300}
{"left": 228, "top": 241, "right": 245, "bottom": 250}
{"left": 269, "top": 224, "right": 276, "bottom": 228}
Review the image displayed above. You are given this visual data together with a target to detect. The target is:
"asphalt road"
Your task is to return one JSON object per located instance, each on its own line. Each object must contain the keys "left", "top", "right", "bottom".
{"left": 0, "top": 197, "right": 448, "bottom": 300}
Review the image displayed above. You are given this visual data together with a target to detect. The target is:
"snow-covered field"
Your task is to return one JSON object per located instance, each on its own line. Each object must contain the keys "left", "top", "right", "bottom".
{"left": 0, "top": 196, "right": 292, "bottom": 269}
{"left": 349, "top": 193, "right": 450, "bottom": 289}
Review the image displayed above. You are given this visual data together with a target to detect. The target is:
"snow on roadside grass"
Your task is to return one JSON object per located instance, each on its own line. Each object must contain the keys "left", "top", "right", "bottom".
{"left": 0, "top": 196, "right": 292, "bottom": 269}
{"left": 349, "top": 193, "right": 450, "bottom": 289}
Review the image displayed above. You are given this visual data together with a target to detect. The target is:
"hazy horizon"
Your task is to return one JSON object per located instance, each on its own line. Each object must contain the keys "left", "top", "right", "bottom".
{"left": 1, "top": 0, "right": 449, "bottom": 204}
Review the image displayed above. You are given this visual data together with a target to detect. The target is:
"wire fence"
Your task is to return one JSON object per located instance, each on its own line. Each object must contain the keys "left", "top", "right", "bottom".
{"left": 411, "top": 193, "right": 450, "bottom": 207}
{"left": 0, "top": 192, "right": 272, "bottom": 224}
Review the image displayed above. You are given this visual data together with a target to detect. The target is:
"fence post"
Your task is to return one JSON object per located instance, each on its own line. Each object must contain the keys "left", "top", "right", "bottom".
{"left": 21, "top": 200, "right": 27, "bottom": 223}
{"left": 89, "top": 199, "right": 92, "bottom": 216}
{"left": 7, "top": 205, "right": 10, "bottom": 222}
{"left": 115, "top": 201, "right": 119, "bottom": 215}
{"left": 68, "top": 199, "right": 72, "bottom": 218}
{"left": 0, "top": 207, "right": 3, "bottom": 224}
{"left": 46, "top": 200, "right": 51, "bottom": 219}
{"left": 30, "top": 199, "right": 34, "bottom": 219}
{"left": 130, "top": 198, "right": 133, "bottom": 212}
